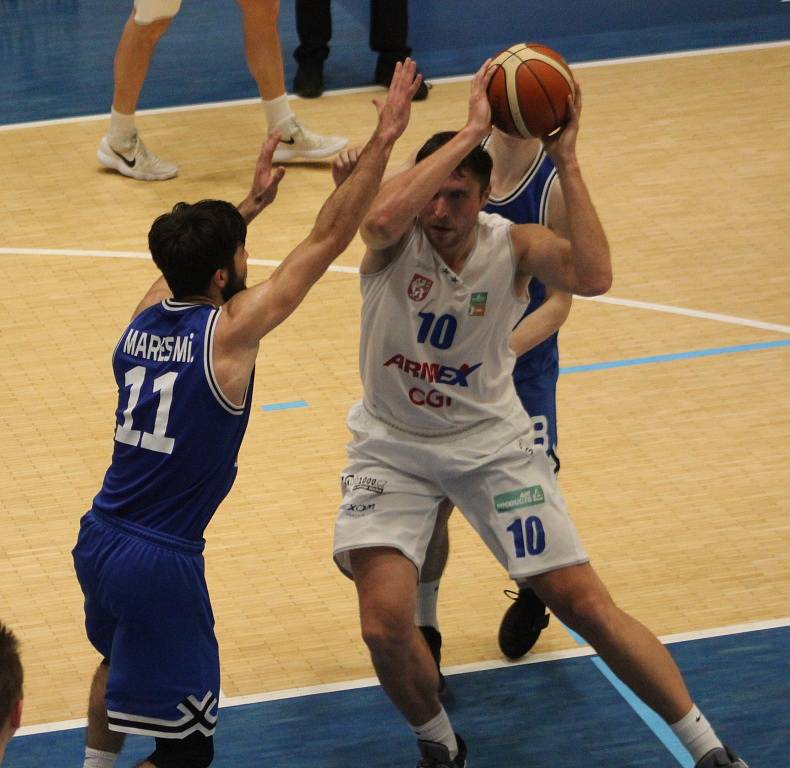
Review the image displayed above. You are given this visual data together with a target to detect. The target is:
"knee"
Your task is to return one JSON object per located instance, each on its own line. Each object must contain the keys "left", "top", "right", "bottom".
{"left": 360, "top": 606, "right": 411, "bottom": 656}
{"left": 552, "top": 589, "right": 618, "bottom": 641}
{"left": 133, "top": 0, "right": 181, "bottom": 26}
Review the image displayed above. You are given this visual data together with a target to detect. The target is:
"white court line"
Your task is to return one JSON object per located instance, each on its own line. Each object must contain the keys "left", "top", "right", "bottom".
{"left": 14, "top": 617, "right": 789, "bottom": 737}
{"left": 3, "top": 246, "right": 789, "bottom": 333}
{"left": 0, "top": 41, "right": 786, "bottom": 133}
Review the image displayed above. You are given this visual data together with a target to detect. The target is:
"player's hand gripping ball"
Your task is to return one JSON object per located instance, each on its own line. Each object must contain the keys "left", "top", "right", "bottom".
{"left": 486, "top": 43, "right": 575, "bottom": 138}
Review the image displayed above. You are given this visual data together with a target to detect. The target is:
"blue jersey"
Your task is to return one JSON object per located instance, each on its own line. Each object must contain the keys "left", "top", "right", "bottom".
{"left": 91, "top": 299, "right": 254, "bottom": 541}
{"left": 483, "top": 143, "right": 560, "bottom": 453}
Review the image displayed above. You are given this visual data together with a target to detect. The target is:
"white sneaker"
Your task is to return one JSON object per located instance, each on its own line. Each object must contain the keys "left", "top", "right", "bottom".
{"left": 272, "top": 117, "right": 347, "bottom": 162}
{"left": 97, "top": 134, "right": 178, "bottom": 181}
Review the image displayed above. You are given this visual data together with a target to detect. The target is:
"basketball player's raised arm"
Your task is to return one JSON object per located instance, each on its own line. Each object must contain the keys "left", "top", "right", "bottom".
{"left": 358, "top": 60, "right": 496, "bottom": 273}
{"left": 512, "top": 84, "right": 612, "bottom": 297}
{"left": 219, "top": 60, "right": 422, "bottom": 347}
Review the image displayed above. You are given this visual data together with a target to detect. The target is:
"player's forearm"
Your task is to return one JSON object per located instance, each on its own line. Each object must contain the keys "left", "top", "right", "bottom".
{"left": 361, "top": 125, "right": 486, "bottom": 248}
{"left": 555, "top": 158, "right": 611, "bottom": 296}
{"left": 509, "top": 291, "right": 572, "bottom": 356}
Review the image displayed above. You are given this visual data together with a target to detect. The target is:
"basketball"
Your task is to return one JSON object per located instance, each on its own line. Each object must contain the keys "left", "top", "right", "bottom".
{"left": 486, "top": 43, "right": 575, "bottom": 138}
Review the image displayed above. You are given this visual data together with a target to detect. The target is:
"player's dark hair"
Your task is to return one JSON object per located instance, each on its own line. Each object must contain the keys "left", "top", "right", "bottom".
{"left": 415, "top": 131, "right": 492, "bottom": 190}
{"left": 148, "top": 200, "right": 247, "bottom": 300}
{"left": 0, "top": 623, "right": 23, "bottom": 726}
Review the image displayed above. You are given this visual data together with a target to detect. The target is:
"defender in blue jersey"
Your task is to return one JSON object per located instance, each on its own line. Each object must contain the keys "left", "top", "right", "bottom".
{"left": 72, "top": 62, "right": 421, "bottom": 768}
{"left": 414, "top": 126, "right": 573, "bottom": 676}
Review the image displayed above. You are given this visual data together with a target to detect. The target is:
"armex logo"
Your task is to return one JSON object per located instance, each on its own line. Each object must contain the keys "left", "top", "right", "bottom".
{"left": 383, "top": 354, "right": 482, "bottom": 387}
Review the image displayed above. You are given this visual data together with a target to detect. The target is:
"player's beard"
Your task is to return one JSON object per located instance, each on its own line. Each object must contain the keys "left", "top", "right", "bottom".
{"left": 221, "top": 264, "right": 246, "bottom": 302}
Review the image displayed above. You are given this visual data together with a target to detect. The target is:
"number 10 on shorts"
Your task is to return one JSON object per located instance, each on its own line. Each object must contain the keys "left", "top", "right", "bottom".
{"left": 506, "top": 516, "right": 546, "bottom": 558}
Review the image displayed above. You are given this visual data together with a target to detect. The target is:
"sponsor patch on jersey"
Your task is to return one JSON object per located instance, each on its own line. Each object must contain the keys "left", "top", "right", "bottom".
{"left": 342, "top": 502, "right": 376, "bottom": 517}
{"left": 494, "top": 485, "right": 545, "bottom": 513}
{"left": 407, "top": 273, "right": 434, "bottom": 302}
{"left": 343, "top": 474, "right": 388, "bottom": 495}
{"left": 468, "top": 291, "right": 488, "bottom": 316}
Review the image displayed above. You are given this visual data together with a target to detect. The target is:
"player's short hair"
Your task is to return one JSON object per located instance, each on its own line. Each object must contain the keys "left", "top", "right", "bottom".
{"left": 0, "top": 623, "right": 23, "bottom": 727}
{"left": 415, "top": 131, "right": 492, "bottom": 190}
{"left": 148, "top": 200, "right": 247, "bottom": 300}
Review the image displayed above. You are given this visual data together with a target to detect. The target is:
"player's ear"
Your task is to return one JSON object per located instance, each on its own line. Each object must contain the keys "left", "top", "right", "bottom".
{"left": 212, "top": 267, "right": 228, "bottom": 289}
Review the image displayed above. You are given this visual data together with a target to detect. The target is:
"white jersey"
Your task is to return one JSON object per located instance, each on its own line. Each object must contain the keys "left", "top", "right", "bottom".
{"left": 355, "top": 211, "right": 530, "bottom": 437}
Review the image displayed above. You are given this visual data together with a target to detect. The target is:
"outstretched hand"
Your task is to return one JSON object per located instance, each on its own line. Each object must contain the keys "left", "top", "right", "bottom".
{"left": 542, "top": 81, "right": 582, "bottom": 163}
{"left": 372, "top": 58, "right": 423, "bottom": 143}
{"left": 237, "top": 132, "right": 286, "bottom": 223}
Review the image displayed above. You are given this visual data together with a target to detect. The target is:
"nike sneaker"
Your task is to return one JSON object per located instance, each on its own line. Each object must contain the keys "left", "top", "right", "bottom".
{"left": 97, "top": 134, "right": 178, "bottom": 181}
{"left": 272, "top": 117, "right": 347, "bottom": 162}
{"left": 498, "top": 587, "right": 550, "bottom": 660}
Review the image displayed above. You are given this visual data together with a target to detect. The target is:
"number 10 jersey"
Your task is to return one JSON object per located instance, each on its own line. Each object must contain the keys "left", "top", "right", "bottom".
{"left": 357, "top": 213, "right": 529, "bottom": 438}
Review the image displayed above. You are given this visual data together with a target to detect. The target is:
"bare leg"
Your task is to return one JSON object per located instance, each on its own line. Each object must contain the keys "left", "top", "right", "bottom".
{"left": 86, "top": 662, "right": 125, "bottom": 754}
{"left": 236, "top": 0, "right": 286, "bottom": 99}
{"left": 112, "top": 12, "right": 172, "bottom": 114}
{"left": 529, "top": 563, "right": 692, "bottom": 722}
{"left": 351, "top": 547, "right": 440, "bottom": 725}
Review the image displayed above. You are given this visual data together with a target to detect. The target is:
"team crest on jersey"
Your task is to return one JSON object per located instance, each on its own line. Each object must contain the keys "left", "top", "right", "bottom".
{"left": 468, "top": 291, "right": 488, "bottom": 316}
{"left": 407, "top": 273, "right": 433, "bottom": 302}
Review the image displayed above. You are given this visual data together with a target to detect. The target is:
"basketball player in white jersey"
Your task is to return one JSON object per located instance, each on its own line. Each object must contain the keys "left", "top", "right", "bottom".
{"left": 332, "top": 62, "right": 748, "bottom": 768}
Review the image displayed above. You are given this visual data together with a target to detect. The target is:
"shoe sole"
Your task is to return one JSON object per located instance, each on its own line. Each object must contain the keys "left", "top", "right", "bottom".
{"left": 96, "top": 145, "right": 178, "bottom": 181}
{"left": 272, "top": 137, "right": 348, "bottom": 163}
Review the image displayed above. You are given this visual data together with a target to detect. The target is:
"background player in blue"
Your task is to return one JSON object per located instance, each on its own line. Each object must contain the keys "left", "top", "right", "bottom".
{"left": 415, "top": 126, "right": 572, "bottom": 677}
{"left": 72, "top": 60, "right": 421, "bottom": 768}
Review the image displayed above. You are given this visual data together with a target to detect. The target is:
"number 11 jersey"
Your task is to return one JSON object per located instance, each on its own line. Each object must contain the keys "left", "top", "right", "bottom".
{"left": 91, "top": 300, "right": 254, "bottom": 541}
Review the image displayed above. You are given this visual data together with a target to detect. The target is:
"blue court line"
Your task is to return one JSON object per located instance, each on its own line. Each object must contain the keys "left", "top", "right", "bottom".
{"left": 259, "top": 400, "right": 309, "bottom": 411}
{"left": 564, "top": 626, "right": 693, "bottom": 766}
{"left": 560, "top": 339, "right": 790, "bottom": 375}
{"left": 257, "top": 340, "right": 790, "bottom": 411}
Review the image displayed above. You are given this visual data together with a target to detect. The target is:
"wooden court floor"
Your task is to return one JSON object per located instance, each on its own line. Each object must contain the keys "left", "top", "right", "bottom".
{"left": 0, "top": 46, "right": 788, "bottom": 726}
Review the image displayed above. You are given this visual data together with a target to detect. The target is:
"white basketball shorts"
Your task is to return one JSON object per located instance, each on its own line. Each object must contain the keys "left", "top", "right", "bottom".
{"left": 333, "top": 402, "right": 588, "bottom": 580}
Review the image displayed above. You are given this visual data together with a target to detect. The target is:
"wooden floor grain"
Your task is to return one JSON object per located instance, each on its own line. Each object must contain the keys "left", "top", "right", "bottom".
{"left": 1, "top": 46, "right": 788, "bottom": 725}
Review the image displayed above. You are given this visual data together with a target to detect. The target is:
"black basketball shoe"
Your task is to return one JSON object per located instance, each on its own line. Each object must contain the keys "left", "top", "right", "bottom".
{"left": 498, "top": 587, "right": 550, "bottom": 659}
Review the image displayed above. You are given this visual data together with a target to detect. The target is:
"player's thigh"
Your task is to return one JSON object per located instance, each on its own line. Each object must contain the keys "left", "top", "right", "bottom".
{"left": 450, "top": 443, "right": 587, "bottom": 580}
{"left": 334, "top": 455, "right": 444, "bottom": 576}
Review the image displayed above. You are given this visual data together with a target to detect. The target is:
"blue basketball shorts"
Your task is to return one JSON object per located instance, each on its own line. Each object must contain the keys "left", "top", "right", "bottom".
{"left": 72, "top": 511, "right": 219, "bottom": 738}
{"left": 514, "top": 374, "right": 558, "bottom": 462}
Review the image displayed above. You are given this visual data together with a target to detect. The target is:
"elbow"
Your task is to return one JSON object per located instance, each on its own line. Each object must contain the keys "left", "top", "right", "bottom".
{"left": 577, "top": 253, "right": 612, "bottom": 297}
{"left": 361, "top": 208, "right": 400, "bottom": 250}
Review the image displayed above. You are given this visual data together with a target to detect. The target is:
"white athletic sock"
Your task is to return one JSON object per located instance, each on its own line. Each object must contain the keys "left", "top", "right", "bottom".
{"left": 83, "top": 746, "right": 119, "bottom": 768}
{"left": 262, "top": 95, "right": 294, "bottom": 134}
{"left": 411, "top": 708, "right": 458, "bottom": 759}
{"left": 414, "top": 579, "right": 441, "bottom": 629}
{"left": 108, "top": 108, "right": 137, "bottom": 148}
{"left": 669, "top": 705, "right": 723, "bottom": 763}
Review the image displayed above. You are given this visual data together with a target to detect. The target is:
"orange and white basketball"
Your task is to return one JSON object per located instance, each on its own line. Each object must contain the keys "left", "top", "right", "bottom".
{"left": 486, "top": 43, "right": 575, "bottom": 138}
